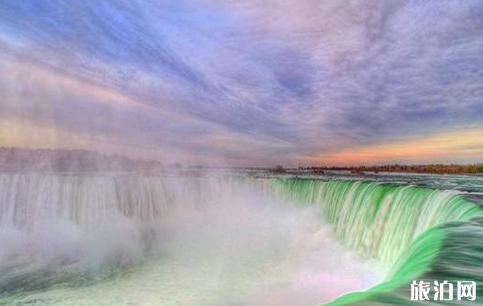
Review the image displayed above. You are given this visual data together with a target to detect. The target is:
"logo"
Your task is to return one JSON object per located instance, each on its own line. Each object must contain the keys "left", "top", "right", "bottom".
{"left": 410, "top": 280, "right": 476, "bottom": 302}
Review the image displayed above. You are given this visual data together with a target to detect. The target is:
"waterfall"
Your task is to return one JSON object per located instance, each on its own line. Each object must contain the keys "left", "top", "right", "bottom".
{"left": 0, "top": 174, "right": 264, "bottom": 293}
{"left": 0, "top": 173, "right": 482, "bottom": 305}
{"left": 273, "top": 178, "right": 483, "bottom": 305}
{"left": 0, "top": 173, "right": 271, "bottom": 226}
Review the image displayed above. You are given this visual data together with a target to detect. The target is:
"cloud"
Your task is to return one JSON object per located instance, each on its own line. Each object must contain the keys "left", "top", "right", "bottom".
{"left": 305, "top": 127, "right": 483, "bottom": 166}
{"left": 0, "top": 0, "right": 482, "bottom": 166}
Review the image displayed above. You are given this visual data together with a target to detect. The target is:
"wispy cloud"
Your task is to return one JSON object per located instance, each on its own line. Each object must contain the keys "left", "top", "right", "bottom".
{"left": 0, "top": 0, "right": 482, "bottom": 166}
{"left": 305, "top": 127, "right": 483, "bottom": 166}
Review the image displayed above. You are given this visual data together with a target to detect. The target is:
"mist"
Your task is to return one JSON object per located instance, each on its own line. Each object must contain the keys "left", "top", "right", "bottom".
{"left": 0, "top": 173, "right": 383, "bottom": 305}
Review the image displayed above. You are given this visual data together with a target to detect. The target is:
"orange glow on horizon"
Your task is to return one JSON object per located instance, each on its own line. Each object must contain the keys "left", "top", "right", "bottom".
{"left": 306, "top": 127, "right": 483, "bottom": 166}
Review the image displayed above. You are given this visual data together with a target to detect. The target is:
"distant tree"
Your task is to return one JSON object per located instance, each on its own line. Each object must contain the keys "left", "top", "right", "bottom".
{"left": 273, "top": 165, "right": 286, "bottom": 173}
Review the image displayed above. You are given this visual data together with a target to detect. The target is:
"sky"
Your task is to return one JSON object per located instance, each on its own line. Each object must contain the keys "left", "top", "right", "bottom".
{"left": 0, "top": 0, "right": 482, "bottom": 167}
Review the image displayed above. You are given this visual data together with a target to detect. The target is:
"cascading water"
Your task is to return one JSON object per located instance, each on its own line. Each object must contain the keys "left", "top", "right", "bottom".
{"left": 0, "top": 173, "right": 381, "bottom": 306}
{"left": 0, "top": 173, "right": 482, "bottom": 305}
{"left": 273, "top": 178, "right": 483, "bottom": 305}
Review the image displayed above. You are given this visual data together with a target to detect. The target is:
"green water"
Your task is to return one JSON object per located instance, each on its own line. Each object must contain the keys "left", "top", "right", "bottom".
{"left": 0, "top": 174, "right": 382, "bottom": 305}
{"left": 273, "top": 178, "right": 483, "bottom": 305}
{"left": 0, "top": 173, "right": 482, "bottom": 305}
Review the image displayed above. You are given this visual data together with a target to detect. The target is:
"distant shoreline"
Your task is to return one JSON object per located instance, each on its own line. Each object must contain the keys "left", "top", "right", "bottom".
{"left": 271, "top": 164, "right": 483, "bottom": 176}
{"left": 0, "top": 147, "right": 481, "bottom": 175}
